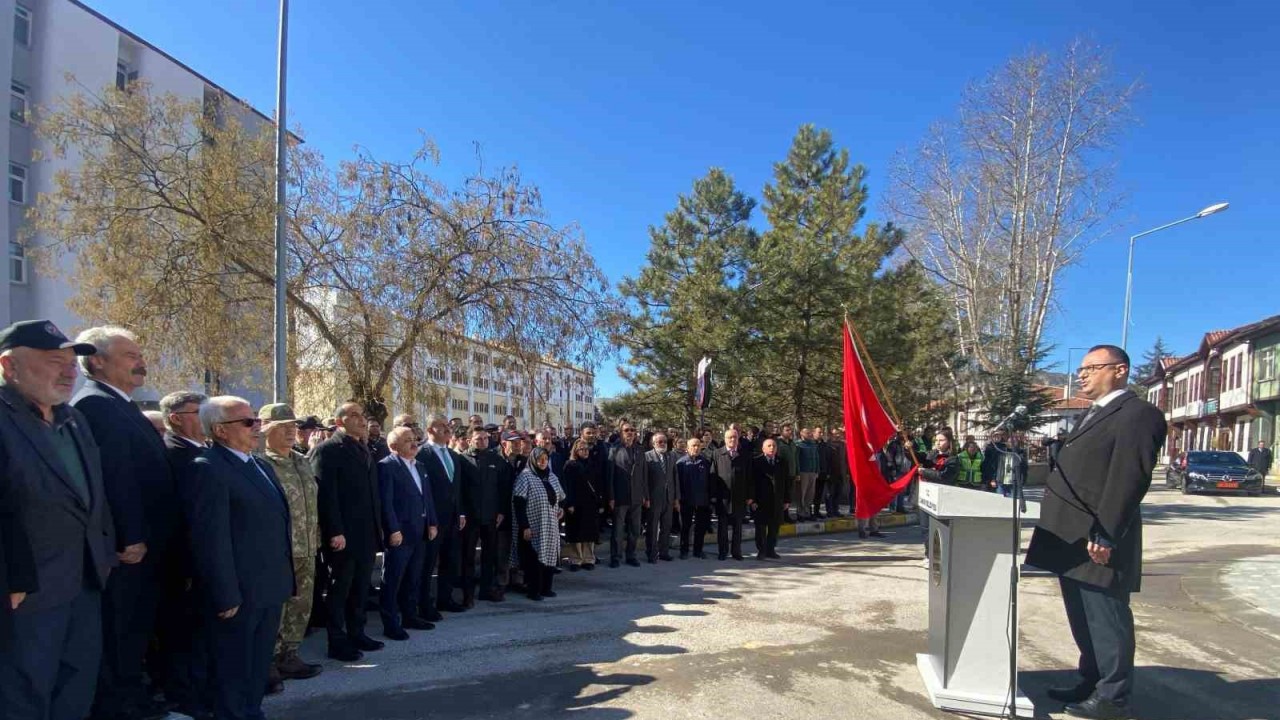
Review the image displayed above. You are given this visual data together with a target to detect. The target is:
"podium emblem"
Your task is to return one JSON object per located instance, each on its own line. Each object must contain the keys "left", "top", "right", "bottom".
{"left": 930, "top": 528, "right": 943, "bottom": 586}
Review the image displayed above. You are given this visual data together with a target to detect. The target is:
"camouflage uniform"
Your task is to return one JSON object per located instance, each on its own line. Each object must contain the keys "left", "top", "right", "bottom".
{"left": 262, "top": 447, "right": 321, "bottom": 655}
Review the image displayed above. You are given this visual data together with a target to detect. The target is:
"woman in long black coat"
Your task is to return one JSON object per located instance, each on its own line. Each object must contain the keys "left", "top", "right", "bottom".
{"left": 561, "top": 440, "right": 602, "bottom": 570}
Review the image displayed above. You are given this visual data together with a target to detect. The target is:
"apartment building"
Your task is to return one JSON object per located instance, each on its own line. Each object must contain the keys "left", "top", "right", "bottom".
{"left": 1140, "top": 313, "right": 1280, "bottom": 463}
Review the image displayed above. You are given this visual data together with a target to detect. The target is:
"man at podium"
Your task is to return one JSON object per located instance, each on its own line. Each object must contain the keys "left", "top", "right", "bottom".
{"left": 1025, "top": 345, "right": 1166, "bottom": 720}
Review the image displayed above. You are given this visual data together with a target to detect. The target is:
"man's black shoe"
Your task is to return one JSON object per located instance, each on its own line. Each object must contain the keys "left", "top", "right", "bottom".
{"left": 582, "top": 563, "right": 595, "bottom": 570}
{"left": 327, "top": 645, "right": 363, "bottom": 662}
{"left": 1047, "top": 684, "right": 1096, "bottom": 704}
{"left": 404, "top": 617, "right": 436, "bottom": 630}
{"left": 694, "top": 552, "right": 706, "bottom": 559}
{"left": 756, "top": 553, "right": 766, "bottom": 561}
{"left": 768, "top": 551, "right": 781, "bottom": 559}
{"left": 732, "top": 554, "right": 744, "bottom": 561}
{"left": 421, "top": 609, "right": 444, "bottom": 622}
{"left": 1064, "top": 694, "right": 1131, "bottom": 720}
{"left": 869, "top": 531, "right": 886, "bottom": 538}
{"left": 659, "top": 555, "right": 675, "bottom": 562}
{"left": 626, "top": 558, "right": 642, "bottom": 567}
{"left": 352, "top": 634, "right": 385, "bottom": 652}
{"left": 383, "top": 628, "right": 410, "bottom": 641}
{"left": 438, "top": 601, "right": 468, "bottom": 613}
{"left": 609, "top": 559, "right": 621, "bottom": 568}
{"left": 718, "top": 554, "right": 728, "bottom": 561}
{"left": 569, "top": 564, "right": 581, "bottom": 572}
{"left": 858, "top": 530, "right": 868, "bottom": 538}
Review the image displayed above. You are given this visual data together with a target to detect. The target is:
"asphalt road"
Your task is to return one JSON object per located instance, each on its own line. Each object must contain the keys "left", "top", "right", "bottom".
{"left": 262, "top": 485, "right": 1280, "bottom": 720}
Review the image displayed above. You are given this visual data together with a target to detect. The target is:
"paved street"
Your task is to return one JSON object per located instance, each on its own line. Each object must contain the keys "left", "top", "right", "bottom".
{"left": 263, "top": 486, "right": 1280, "bottom": 720}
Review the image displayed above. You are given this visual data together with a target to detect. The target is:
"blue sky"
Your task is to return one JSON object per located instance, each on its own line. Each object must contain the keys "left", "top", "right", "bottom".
{"left": 89, "top": 0, "right": 1280, "bottom": 397}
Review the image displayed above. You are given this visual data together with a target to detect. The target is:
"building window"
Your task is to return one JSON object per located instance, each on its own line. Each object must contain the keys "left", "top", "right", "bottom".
{"left": 474, "top": 401, "right": 489, "bottom": 414}
{"left": 10, "top": 83, "right": 27, "bottom": 124}
{"left": 9, "top": 163, "right": 26, "bottom": 203}
{"left": 425, "top": 366, "right": 445, "bottom": 382}
{"left": 13, "top": 5, "right": 31, "bottom": 47}
{"left": 115, "top": 61, "right": 138, "bottom": 91}
{"left": 512, "top": 406, "right": 523, "bottom": 419}
{"left": 1259, "top": 348, "right": 1276, "bottom": 382}
{"left": 474, "top": 378, "right": 489, "bottom": 390}
{"left": 9, "top": 242, "right": 26, "bottom": 284}
{"left": 450, "top": 398, "right": 469, "bottom": 412}
{"left": 450, "top": 370, "right": 468, "bottom": 386}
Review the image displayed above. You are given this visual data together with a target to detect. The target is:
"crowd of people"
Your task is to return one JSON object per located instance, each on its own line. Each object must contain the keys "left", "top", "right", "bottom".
{"left": 0, "top": 318, "right": 1011, "bottom": 720}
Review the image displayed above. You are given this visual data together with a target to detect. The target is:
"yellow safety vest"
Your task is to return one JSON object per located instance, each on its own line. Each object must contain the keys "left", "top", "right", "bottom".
{"left": 958, "top": 451, "right": 984, "bottom": 487}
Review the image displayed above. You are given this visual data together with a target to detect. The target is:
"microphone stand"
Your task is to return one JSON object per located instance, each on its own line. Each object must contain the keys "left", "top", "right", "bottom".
{"left": 987, "top": 438, "right": 1027, "bottom": 719}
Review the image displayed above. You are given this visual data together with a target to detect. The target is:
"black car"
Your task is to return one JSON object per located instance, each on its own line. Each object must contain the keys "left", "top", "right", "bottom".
{"left": 1165, "top": 451, "right": 1265, "bottom": 496}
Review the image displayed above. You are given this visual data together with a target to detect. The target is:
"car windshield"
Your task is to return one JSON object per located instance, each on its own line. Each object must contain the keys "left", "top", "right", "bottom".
{"left": 1187, "top": 452, "right": 1247, "bottom": 466}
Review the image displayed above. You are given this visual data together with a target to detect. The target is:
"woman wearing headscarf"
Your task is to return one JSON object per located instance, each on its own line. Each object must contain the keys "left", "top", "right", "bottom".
{"left": 561, "top": 440, "right": 602, "bottom": 571}
{"left": 511, "top": 447, "right": 565, "bottom": 600}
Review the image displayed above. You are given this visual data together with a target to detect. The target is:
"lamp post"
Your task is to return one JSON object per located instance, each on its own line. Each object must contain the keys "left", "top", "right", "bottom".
{"left": 272, "top": 0, "right": 290, "bottom": 402}
{"left": 1122, "top": 201, "right": 1229, "bottom": 351}
{"left": 1065, "top": 346, "right": 1091, "bottom": 399}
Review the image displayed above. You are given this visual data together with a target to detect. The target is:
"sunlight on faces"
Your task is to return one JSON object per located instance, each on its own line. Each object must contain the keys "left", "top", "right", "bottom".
{"left": 265, "top": 421, "right": 297, "bottom": 451}
{"left": 1, "top": 347, "right": 79, "bottom": 410}
{"left": 724, "top": 430, "right": 739, "bottom": 450}
{"left": 169, "top": 402, "right": 204, "bottom": 441}
{"left": 687, "top": 438, "right": 702, "bottom": 456}
{"left": 337, "top": 402, "right": 368, "bottom": 440}
{"left": 92, "top": 335, "right": 147, "bottom": 393}
{"left": 762, "top": 438, "right": 777, "bottom": 457}
{"left": 215, "top": 402, "right": 261, "bottom": 453}
{"left": 470, "top": 428, "right": 490, "bottom": 451}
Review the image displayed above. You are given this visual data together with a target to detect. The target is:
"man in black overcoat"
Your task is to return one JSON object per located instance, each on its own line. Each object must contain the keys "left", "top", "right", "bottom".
{"left": 1026, "top": 345, "right": 1166, "bottom": 720}
{"left": 711, "top": 428, "right": 752, "bottom": 561}
{"left": 416, "top": 416, "right": 468, "bottom": 617}
{"left": 313, "top": 402, "right": 385, "bottom": 662}
{"left": 71, "top": 326, "right": 175, "bottom": 720}
{"left": 750, "top": 438, "right": 791, "bottom": 560}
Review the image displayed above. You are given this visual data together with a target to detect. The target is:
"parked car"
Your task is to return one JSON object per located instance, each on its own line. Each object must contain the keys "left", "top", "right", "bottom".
{"left": 1166, "top": 451, "right": 1265, "bottom": 496}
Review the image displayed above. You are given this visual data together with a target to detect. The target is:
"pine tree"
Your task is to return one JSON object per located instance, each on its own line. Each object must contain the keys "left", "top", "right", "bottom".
{"left": 1132, "top": 336, "right": 1172, "bottom": 385}
{"left": 614, "top": 168, "right": 759, "bottom": 431}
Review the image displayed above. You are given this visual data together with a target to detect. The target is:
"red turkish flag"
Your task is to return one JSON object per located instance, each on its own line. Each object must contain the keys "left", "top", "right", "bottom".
{"left": 843, "top": 321, "right": 917, "bottom": 519}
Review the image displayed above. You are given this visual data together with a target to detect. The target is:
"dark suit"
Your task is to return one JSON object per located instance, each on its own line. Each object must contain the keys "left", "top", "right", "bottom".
{"left": 377, "top": 454, "right": 437, "bottom": 633}
{"left": 0, "top": 385, "right": 116, "bottom": 720}
{"left": 644, "top": 450, "right": 678, "bottom": 561}
{"left": 188, "top": 444, "right": 294, "bottom": 720}
{"left": 1026, "top": 390, "right": 1166, "bottom": 707}
{"left": 459, "top": 449, "right": 512, "bottom": 600}
{"left": 416, "top": 443, "right": 466, "bottom": 612}
{"left": 71, "top": 378, "right": 176, "bottom": 717}
{"left": 751, "top": 454, "right": 791, "bottom": 556}
{"left": 606, "top": 443, "right": 647, "bottom": 563}
{"left": 313, "top": 432, "right": 383, "bottom": 649}
{"left": 156, "top": 433, "right": 213, "bottom": 713}
{"left": 712, "top": 446, "right": 752, "bottom": 558}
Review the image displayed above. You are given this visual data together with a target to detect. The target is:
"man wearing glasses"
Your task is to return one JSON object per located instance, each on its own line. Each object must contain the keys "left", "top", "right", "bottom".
{"left": 606, "top": 422, "right": 648, "bottom": 568}
{"left": 1026, "top": 345, "right": 1166, "bottom": 720}
{"left": 187, "top": 396, "right": 294, "bottom": 720}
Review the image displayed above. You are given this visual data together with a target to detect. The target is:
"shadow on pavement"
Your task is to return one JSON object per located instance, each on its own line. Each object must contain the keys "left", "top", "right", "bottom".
{"left": 1021, "top": 666, "right": 1280, "bottom": 720}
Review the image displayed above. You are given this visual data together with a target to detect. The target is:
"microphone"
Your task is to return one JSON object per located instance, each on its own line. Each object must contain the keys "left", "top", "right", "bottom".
{"left": 991, "top": 405, "right": 1028, "bottom": 433}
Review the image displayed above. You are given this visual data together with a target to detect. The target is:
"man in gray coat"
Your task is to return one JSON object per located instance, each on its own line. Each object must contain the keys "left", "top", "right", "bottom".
{"left": 644, "top": 433, "right": 679, "bottom": 563}
{"left": 0, "top": 320, "right": 116, "bottom": 720}
{"left": 605, "top": 421, "right": 648, "bottom": 568}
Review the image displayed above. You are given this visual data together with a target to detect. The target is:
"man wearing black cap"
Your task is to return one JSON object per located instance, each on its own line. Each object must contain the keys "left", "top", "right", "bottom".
{"left": 71, "top": 326, "right": 174, "bottom": 720}
{"left": 0, "top": 320, "right": 117, "bottom": 720}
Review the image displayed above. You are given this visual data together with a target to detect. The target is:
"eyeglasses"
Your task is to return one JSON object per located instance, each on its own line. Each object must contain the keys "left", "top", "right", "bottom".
{"left": 218, "top": 418, "right": 262, "bottom": 428}
{"left": 1076, "top": 362, "right": 1124, "bottom": 376}
{"left": 171, "top": 410, "right": 199, "bottom": 416}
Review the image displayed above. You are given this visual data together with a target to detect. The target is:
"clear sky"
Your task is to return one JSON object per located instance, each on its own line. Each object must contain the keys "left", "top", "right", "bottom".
{"left": 87, "top": 0, "right": 1280, "bottom": 397}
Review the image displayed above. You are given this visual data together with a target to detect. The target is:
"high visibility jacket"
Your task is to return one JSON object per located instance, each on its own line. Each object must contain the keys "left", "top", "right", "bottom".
{"left": 958, "top": 451, "right": 984, "bottom": 487}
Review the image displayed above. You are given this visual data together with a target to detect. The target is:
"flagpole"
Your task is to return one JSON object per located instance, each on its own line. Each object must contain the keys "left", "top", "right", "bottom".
{"left": 843, "top": 309, "right": 920, "bottom": 468}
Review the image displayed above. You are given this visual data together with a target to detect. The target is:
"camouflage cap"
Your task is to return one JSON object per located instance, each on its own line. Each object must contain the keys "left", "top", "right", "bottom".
{"left": 258, "top": 403, "right": 299, "bottom": 428}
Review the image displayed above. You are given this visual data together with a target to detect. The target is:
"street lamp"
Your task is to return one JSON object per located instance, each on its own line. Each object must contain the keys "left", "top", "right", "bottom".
{"left": 1065, "top": 346, "right": 1091, "bottom": 398}
{"left": 272, "top": 0, "right": 290, "bottom": 402}
{"left": 1122, "top": 202, "right": 1229, "bottom": 351}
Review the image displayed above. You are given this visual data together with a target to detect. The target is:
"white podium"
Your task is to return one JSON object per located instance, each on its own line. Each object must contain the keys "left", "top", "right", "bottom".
{"left": 916, "top": 482, "right": 1040, "bottom": 718}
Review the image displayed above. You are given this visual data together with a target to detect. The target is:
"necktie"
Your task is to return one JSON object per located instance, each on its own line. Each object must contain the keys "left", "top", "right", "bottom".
{"left": 247, "top": 457, "right": 282, "bottom": 502}
{"left": 439, "top": 446, "right": 454, "bottom": 482}
{"left": 1077, "top": 404, "right": 1100, "bottom": 431}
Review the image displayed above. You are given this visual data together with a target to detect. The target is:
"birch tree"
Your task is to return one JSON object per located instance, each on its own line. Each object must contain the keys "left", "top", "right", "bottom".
{"left": 886, "top": 41, "right": 1138, "bottom": 403}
